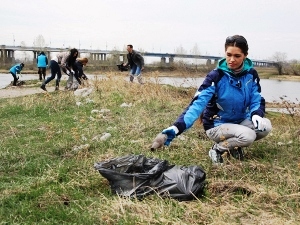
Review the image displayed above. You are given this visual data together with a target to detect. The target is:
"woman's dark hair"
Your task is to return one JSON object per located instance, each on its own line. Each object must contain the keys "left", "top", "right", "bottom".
{"left": 66, "top": 48, "right": 78, "bottom": 67}
{"left": 20, "top": 63, "right": 24, "bottom": 68}
{"left": 225, "top": 35, "right": 248, "bottom": 55}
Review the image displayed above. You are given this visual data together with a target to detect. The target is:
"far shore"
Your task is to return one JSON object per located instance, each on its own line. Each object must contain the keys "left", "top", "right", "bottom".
{"left": 1, "top": 69, "right": 300, "bottom": 81}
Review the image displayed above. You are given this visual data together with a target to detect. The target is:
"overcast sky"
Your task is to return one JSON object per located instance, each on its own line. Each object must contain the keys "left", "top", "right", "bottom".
{"left": 1, "top": 0, "right": 300, "bottom": 61}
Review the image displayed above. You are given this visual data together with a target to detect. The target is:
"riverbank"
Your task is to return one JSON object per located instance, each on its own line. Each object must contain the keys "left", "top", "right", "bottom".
{"left": 1, "top": 77, "right": 299, "bottom": 117}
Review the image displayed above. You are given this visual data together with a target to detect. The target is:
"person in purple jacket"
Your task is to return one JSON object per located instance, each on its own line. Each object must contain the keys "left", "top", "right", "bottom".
{"left": 9, "top": 63, "right": 24, "bottom": 86}
{"left": 152, "top": 35, "right": 272, "bottom": 165}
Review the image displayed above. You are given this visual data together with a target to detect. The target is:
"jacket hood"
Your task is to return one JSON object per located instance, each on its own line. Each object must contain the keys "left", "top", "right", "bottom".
{"left": 217, "top": 58, "right": 253, "bottom": 75}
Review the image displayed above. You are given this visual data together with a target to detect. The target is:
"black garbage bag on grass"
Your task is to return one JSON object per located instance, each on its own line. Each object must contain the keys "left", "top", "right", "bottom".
{"left": 94, "top": 154, "right": 206, "bottom": 201}
{"left": 117, "top": 64, "right": 129, "bottom": 72}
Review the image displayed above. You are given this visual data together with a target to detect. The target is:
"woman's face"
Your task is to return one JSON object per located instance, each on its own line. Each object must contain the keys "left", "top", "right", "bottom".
{"left": 225, "top": 46, "right": 246, "bottom": 70}
{"left": 73, "top": 51, "right": 78, "bottom": 57}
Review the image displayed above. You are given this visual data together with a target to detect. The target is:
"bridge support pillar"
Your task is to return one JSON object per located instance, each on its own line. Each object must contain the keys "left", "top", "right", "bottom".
{"left": 161, "top": 57, "right": 166, "bottom": 64}
{"left": 33, "top": 51, "right": 38, "bottom": 59}
{"left": 46, "top": 51, "right": 51, "bottom": 61}
{"left": 206, "top": 59, "right": 211, "bottom": 65}
{"left": 121, "top": 54, "right": 127, "bottom": 63}
{"left": 1, "top": 49, "right": 6, "bottom": 63}
{"left": 1, "top": 49, "right": 15, "bottom": 64}
{"left": 169, "top": 57, "right": 174, "bottom": 64}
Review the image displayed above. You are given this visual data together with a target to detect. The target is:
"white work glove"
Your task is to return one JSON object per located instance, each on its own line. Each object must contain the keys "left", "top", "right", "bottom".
{"left": 252, "top": 115, "right": 267, "bottom": 131}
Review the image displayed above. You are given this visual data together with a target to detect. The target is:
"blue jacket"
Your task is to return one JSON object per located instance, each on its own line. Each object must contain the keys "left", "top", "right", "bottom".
{"left": 173, "top": 58, "right": 265, "bottom": 133}
{"left": 37, "top": 54, "right": 48, "bottom": 68}
{"left": 9, "top": 64, "right": 23, "bottom": 75}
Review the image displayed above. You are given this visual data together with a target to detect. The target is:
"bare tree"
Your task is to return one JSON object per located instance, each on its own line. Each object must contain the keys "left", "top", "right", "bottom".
{"left": 272, "top": 52, "right": 287, "bottom": 75}
{"left": 191, "top": 43, "right": 200, "bottom": 70}
{"left": 33, "top": 35, "right": 46, "bottom": 50}
{"left": 20, "top": 41, "right": 29, "bottom": 62}
{"left": 175, "top": 44, "right": 187, "bottom": 55}
{"left": 288, "top": 60, "right": 300, "bottom": 76}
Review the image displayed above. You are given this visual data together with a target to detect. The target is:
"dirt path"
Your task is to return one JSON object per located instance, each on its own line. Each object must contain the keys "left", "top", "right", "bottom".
{"left": 0, "top": 86, "right": 55, "bottom": 99}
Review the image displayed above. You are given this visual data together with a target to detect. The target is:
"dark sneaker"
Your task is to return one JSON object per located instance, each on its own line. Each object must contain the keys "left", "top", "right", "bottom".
{"left": 209, "top": 148, "right": 223, "bottom": 165}
{"left": 55, "top": 86, "right": 59, "bottom": 91}
{"left": 40, "top": 84, "right": 47, "bottom": 91}
{"left": 229, "top": 147, "right": 244, "bottom": 161}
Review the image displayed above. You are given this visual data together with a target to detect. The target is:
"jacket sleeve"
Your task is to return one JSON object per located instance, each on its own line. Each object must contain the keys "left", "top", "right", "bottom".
{"left": 173, "top": 72, "right": 216, "bottom": 135}
{"left": 60, "top": 52, "right": 70, "bottom": 70}
{"left": 249, "top": 69, "right": 265, "bottom": 118}
{"left": 15, "top": 66, "right": 21, "bottom": 74}
{"left": 136, "top": 52, "right": 144, "bottom": 67}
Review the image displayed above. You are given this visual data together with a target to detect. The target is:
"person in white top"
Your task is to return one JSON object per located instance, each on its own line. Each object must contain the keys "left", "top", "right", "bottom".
{"left": 41, "top": 48, "right": 78, "bottom": 91}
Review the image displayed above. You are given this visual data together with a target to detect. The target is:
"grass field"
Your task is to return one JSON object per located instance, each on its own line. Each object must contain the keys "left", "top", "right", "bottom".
{"left": 0, "top": 74, "right": 299, "bottom": 224}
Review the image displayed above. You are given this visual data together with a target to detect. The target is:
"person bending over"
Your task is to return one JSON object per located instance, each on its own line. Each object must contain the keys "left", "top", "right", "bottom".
{"left": 123, "top": 44, "right": 145, "bottom": 84}
{"left": 9, "top": 63, "right": 24, "bottom": 86}
{"left": 40, "top": 48, "right": 78, "bottom": 91}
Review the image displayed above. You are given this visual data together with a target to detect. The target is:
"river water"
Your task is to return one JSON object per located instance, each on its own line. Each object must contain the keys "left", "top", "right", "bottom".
{"left": 1, "top": 73, "right": 299, "bottom": 103}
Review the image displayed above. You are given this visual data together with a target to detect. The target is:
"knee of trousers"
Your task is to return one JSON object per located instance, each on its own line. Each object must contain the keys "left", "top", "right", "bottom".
{"left": 241, "top": 129, "right": 257, "bottom": 146}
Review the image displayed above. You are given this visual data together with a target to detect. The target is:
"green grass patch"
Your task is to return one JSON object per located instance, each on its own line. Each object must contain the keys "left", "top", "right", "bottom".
{"left": 0, "top": 75, "right": 299, "bottom": 224}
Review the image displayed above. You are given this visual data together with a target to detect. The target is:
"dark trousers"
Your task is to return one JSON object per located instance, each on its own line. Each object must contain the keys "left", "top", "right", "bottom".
{"left": 44, "top": 60, "right": 61, "bottom": 87}
{"left": 38, "top": 67, "right": 46, "bottom": 80}
{"left": 10, "top": 72, "right": 18, "bottom": 86}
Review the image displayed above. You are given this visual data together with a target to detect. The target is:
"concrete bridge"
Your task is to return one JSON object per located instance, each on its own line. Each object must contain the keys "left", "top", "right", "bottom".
{"left": 0, "top": 45, "right": 275, "bottom": 67}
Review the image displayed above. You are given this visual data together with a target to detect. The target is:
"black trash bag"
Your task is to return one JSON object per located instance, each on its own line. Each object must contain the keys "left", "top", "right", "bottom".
{"left": 10, "top": 80, "right": 26, "bottom": 86}
{"left": 153, "top": 165, "right": 207, "bottom": 201}
{"left": 94, "top": 154, "right": 206, "bottom": 201}
{"left": 94, "top": 154, "right": 169, "bottom": 198}
{"left": 117, "top": 64, "right": 129, "bottom": 72}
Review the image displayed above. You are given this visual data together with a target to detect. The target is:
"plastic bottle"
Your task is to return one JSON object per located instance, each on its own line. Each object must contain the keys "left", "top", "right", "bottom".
{"left": 100, "top": 133, "right": 111, "bottom": 141}
{"left": 150, "top": 133, "right": 167, "bottom": 151}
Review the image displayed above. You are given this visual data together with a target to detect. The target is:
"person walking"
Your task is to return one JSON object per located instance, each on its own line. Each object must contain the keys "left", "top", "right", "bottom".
{"left": 65, "top": 57, "right": 88, "bottom": 91}
{"left": 37, "top": 51, "right": 48, "bottom": 81}
{"left": 123, "top": 44, "right": 145, "bottom": 84}
{"left": 152, "top": 35, "right": 272, "bottom": 165}
{"left": 40, "top": 48, "right": 78, "bottom": 91}
{"left": 9, "top": 63, "right": 24, "bottom": 86}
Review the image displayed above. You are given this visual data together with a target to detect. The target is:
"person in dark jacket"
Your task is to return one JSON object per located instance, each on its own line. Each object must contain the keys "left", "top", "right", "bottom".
{"left": 65, "top": 57, "right": 88, "bottom": 90}
{"left": 37, "top": 51, "right": 48, "bottom": 80}
{"left": 41, "top": 48, "right": 78, "bottom": 91}
{"left": 152, "top": 35, "right": 272, "bottom": 165}
{"left": 9, "top": 63, "right": 24, "bottom": 86}
{"left": 123, "top": 44, "right": 144, "bottom": 84}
